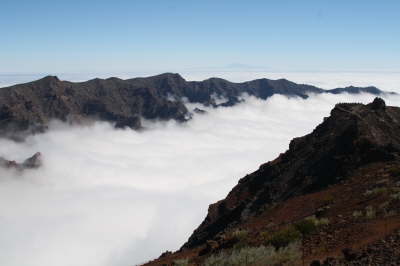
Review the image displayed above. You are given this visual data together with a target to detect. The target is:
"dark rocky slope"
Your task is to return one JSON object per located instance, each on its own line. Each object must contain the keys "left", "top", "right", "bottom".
{"left": 0, "top": 73, "right": 392, "bottom": 137}
{"left": 183, "top": 97, "right": 400, "bottom": 249}
{"left": 144, "top": 98, "right": 400, "bottom": 265}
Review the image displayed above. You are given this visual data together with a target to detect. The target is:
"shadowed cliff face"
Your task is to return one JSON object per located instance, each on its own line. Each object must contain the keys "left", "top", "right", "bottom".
{"left": 0, "top": 73, "right": 391, "bottom": 137}
{"left": 182, "top": 98, "right": 400, "bottom": 249}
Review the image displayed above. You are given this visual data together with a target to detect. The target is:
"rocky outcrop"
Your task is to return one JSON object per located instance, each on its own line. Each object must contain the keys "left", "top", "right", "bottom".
{"left": 313, "top": 230, "right": 400, "bottom": 265}
{"left": 182, "top": 98, "right": 400, "bottom": 249}
{"left": 0, "top": 152, "right": 42, "bottom": 170}
{"left": 0, "top": 73, "right": 392, "bottom": 137}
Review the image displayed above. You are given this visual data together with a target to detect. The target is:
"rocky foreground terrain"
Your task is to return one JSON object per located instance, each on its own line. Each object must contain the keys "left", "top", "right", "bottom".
{"left": 0, "top": 73, "right": 392, "bottom": 138}
{"left": 145, "top": 98, "right": 400, "bottom": 265}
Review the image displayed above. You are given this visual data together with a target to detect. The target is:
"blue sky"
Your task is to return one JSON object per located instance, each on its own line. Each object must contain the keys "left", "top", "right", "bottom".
{"left": 1, "top": 0, "right": 399, "bottom": 74}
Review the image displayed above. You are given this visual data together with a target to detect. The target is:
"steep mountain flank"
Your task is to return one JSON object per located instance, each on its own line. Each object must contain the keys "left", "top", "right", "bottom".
{"left": 183, "top": 98, "right": 400, "bottom": 249}
{"left": 0, "top": 73, "right": 391, "bottom": 137}
{"left": 145, "top": 98, "right": 400, "bottom": 265}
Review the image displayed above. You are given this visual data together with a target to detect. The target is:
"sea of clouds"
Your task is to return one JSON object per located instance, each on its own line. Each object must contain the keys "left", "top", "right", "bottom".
{"left": 0, "top": 73, "right": 400, "bottom": 266}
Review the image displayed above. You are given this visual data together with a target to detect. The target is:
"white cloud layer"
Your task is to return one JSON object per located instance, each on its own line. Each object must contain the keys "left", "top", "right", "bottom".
{"left": 0, "top": 93, "right": 400, "bottom": 266}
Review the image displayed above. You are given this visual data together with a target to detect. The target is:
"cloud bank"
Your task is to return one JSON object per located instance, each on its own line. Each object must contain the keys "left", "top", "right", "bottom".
{"left": 0, "top": 93, "right": 400, "bottom": 266}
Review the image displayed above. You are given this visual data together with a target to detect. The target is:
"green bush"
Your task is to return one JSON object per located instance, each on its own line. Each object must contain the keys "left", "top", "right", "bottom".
{"left": 260, "top": 231, "right": 269, "bottom": 241}
{"left": 316, "top": 217, "right": 330, "bottom": 226}
{"left": 230, "top": 229, "right": 248, "bottom": 241}
{"left": 265, "top": 226, "right": 301, "bottom": 249}
{"left": 391, "top": 192, "right": 400, "bottom": 200}
{"left": 203, "top": 246, "right": 267, "bottom": 266}
{"left": 365, "top": 206, "right": 376, "bottom": 219}
{"left": 233, "top": 241, "right": 248, "bottom": 251}
{"left": 229, "top": 229, "right": 249, "bottom": 250}
{"left": 263, "top": 242, "right": 301, "bottom": 266}
{"left": 294, "top": 219, "right": 317, "bottom": 236}
{"left": 203, "top": 242, "right": 301, "bottom": 266}
{"left": 174, "top": 258, "right": 189, "bottom": 266}
{"left": 364, "top": 187, "right": 388, "bottom": 197}
{"left": 263, "top": 216, "right": 329, "bottom": 249}
{"left": 352, "top": 210, "right": 363, "bottom": 218}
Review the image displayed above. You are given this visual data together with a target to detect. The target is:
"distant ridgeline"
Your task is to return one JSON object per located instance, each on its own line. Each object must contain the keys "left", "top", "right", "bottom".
{"left": 0, "top": 73, "right": 395, "bottom": 138}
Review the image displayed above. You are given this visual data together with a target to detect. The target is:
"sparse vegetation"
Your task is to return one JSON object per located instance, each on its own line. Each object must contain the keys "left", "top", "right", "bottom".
{"left": 376, "top": 178, "right": 389, "bottom": 185}
{"left": 353, "top": 210, "right": 363, "bottom": 218}
{"left": 391, "top": 192, "right": 400, "bottom": 200}
{"left": 388, "top": 166, "right": 400, "bottom": 177}
{"left": 378, "top": 201, "right": 399, "bottom": 217}
{"left": 352, "top": 206, "right": 378, "bottom": 220}
{"left": 260, "top": 231, "right": 270, "bottom": 241}
{"left": 379, "top": 201, "right": 390, "bottom": 209}
{"left": 379, "top": 201, "right": 390, "bottom": 214}
{"left": 229, "top": 229, "right": 249, "bottom": 250}
{"left": 384, "top": 209, "right": 398, "bottom": 217}
{"left": 391, "top": 187, "right": 400, "bottom": 193}
{"left": 174, "top": 258, "right": 189, "bottom": 266}
{"left": 364, "top": 187, "right": 388, "bottom": 197}
{"left": 203, "top": 242, "right": 301, "bottom": 266}
{"left": 266, "top": 222, "right": 276, "bottom": 228}
{"left": 230, "top": 229, "right": 248, "bottom": 241}
{"left": 294, "top": 219, "right": 317, "bottom": 236}
{"left": 306, "top": 215, "right": 330, "bottom": 226}
{"left": 365, "top": 206, "right": 376, "bottom": 219}
{"left": 321, "top": 194, "right": 335, "bottom": 205}
{"left": 265, "top": 226, "right": 301, "bottom": 249}
{"left": 316, "top": 217, "right": 330, "bottom": 226}
{"left": 261, "top": 216, "right": 329, "bottom": 250}
{"left": 315, "top": 205, "right": 331, "bottom": 218}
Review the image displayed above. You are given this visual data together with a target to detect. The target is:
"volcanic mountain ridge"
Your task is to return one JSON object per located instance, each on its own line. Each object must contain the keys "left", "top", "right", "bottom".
{"left": 0, "top": 73, "right": 393, "bottom": 138}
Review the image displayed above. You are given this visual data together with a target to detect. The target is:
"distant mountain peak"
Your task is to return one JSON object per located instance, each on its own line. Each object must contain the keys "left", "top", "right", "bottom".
{"left": 154, "top": 72, "right": 185, "bottom": 80}
{"left": 41, "top": 75, "right": 60, "bottom": 81}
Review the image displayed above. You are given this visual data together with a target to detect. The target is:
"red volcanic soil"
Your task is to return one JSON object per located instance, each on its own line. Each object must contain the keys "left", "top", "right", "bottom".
{"left": 145, "top": 162, "right": 400, "bottom": 265}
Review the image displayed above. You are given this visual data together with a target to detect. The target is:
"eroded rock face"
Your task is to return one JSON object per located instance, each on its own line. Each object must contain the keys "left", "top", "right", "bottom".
{"left": 182, "top": 98, "right": 400, "bottom": 249}
{"left": 0, "top": 73, "right": 392, "bottom": 137}
{"left": 0, "top": 152, "right": 42, "bottom": 170}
